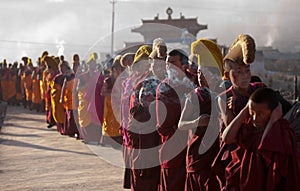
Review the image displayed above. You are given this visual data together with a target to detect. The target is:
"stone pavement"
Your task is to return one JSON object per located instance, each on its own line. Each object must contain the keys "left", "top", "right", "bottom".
{"left": 0, "top": 105, "right": 127, "bottom": 191}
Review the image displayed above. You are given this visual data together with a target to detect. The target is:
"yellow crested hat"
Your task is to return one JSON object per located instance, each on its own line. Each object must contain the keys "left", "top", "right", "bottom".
{"left": 133, "top": 45, "right": 152, "bottom": 64}
{"left": 86, "top": 52, "right": 98, "bottom": 65}
{"left": 223, "top": 34, "right": 256, "bottom": 65}
{"left": 191, "top": 38, "right": 224, "bottom": 76}
{"left": 28, "top": 58, "right": 33, "bottom": 66}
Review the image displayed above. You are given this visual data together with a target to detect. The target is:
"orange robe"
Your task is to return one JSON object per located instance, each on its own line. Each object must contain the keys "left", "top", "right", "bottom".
{"left": 102, "top": 96, "right": 121, "bottom": 137}
{"left": 63, "top": 76, "right": 77, "bottom": 111}
{"left": 50, "top": 74, "right": 65, "bottom": 124}
{"left": 43, "top": 69, "right": 54, "bottom": 112}
{"left": 32, "top": 77, "right": 42, "bottom": 104}
{"left": 22, "top": 72, "right": 32, "bottom": 102}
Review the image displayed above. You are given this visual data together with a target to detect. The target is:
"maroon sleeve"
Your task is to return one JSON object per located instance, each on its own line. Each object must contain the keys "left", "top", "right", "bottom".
{"left": 258, "top": 119, "right": 300, "bottom": 191}
{"left": 155, "top": 81, "right": 181, "bottom": 138}
{"left": 236, "top": 121, "right": 261, "bottom": 152}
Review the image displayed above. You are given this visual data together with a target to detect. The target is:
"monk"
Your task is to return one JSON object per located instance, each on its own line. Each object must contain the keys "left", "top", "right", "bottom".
{"left": 43, "top": 55, "right": 59, "bottom": 128}
{"left": 101, "top": 55, "right": 124, "bottom": 148}
{"left": 127, "top": 77, "right": 161, "bottom": 191}
{"left": 59, "top": 61, "right": 80, "bottom": 137}
{"left": 156, "top": 49, "right": 195, "bottom": 191}
{"left": 222, "top": 87, "right": 300, "bottom": 191}
{"left": 211, "top": 34, "right": 266, "bottom": 189}
{"left": 77, "top": 52, "right": 104, "bottom": 144}
{"left": 120, "top": 45, "right": 152, "bottom": 189}
{"left": 50, "top": 59, "right": 69, "bottom": 134}
{"left": 22, "top": 59, "right": 34, "bottom": 110}
{"left": 31, "top": 66, "right": 42, "bottom": 112}
{"left": 126, "top": 46, "right": 167, "bottom": 191}
{"left": 178, "top": 39, "right": 224, "bottom": 191}
{"left": 212, "top": 34, "right": 292, "bottom": 190}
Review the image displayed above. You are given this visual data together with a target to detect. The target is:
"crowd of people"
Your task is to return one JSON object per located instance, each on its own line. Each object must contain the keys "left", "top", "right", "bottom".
{"left": 1, "top": 34, "right": 300, "bottom": 191}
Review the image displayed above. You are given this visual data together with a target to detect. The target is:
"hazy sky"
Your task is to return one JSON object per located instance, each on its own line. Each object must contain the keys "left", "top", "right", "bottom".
{"left": 0, "top": 0, "right": 299, "bottom": 63}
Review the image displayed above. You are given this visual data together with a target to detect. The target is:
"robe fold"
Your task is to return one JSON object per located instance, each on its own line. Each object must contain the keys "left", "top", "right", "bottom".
{"left": 233, "top": 118, "right": 300, "bottom": 191}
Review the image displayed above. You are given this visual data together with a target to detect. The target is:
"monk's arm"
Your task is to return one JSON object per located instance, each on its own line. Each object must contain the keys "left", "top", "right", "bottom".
{"left": 178, "top": 95, "right": 209, "bottom": 131}
{"left": 222, "top": 104, "right": 249, "bottom": 144}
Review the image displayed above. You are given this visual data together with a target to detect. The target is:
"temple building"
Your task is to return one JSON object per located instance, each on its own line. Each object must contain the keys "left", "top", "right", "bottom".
{"left": 118, "top": 7, "right": 208, "bottom": 54}
{"left": 132, "top": 7, "right": 207, "bottom": 43}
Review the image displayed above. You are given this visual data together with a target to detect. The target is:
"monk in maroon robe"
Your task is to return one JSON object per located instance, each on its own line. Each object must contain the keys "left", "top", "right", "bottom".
{"left": 222, "top": 87, "right": 300, "bottom": 191}
{"left": 178, "top": 62, "right": 222, "bottom": 191}
{"left": 127, "top": 77, "right": 161, "bottom": 191}
{"left": 156, "top": 49, "right": 195, "bottom": 191}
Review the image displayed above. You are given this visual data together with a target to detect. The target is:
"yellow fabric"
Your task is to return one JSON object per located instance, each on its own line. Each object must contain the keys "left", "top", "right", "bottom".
{"left": 86, "top": 52, "right": 98, "bottom": 65}
{"left": 20, "top": 73, "right": 25, "bottom": 99}
{"left": 77, "top": 86, "right": 91, "bottom": 128}
{"left": 40, "top": 80, "right": 46, "bottom": 100}
{"left": 102, "top": 96, "right": 121, "bottom": 137}
{"left": 133, "top": 45, "right": 152, "bottom": 64}
{"left": 32, "top": 78, "right": 41, "bottom": 104}
{"left": 191, "top": 38, "right": 224, "bottom": 76}
{"left": 23, "top": 74, "right": 32, "bottom": 101}
{"left": 63, "top": 78, "right": 77, "bottom": 110}
{"left": 43, "top": 69, "right": 55, "bottom": 111}
{"left": 39, "top": 68, "right": 47, "bottom": 100}
{"left": 50, "top": 81, "right": 65, "bottom": 124}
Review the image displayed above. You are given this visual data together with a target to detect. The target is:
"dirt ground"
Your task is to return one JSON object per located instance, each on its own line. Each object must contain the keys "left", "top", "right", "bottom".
{"left": 0, "top": 105, "right": 127, "bottom": 191}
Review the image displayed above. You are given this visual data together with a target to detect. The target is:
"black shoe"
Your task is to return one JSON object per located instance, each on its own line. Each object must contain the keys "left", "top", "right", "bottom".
{"left": 47, "top": 124, "right": 55, "bottom": 128}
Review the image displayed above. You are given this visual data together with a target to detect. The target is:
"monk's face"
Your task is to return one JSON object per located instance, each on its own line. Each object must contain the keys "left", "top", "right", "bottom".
{"left": 166, "top": 55, "right": 182, "bottom": 70}
{"left": 166, "top": 55, "right": 187, "bottom": 80}
{"left": 156, "top": 45, "right": 167, "bottom": 59}
{"left": 229, "top": 63, "right": 251, "bottom": 90}
{"left": 122, "top": 58, "right": 131, "bottom": 68}
{"left": 249, "top": 100, "right": 272, "bottom": 129}
{"left": 151, "top": 59, "right": 166, "bottom": 80}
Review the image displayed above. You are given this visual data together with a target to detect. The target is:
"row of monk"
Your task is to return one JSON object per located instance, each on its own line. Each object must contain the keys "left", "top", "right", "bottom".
{"left": 1, "top": 34, "right": 300, "bottom": 191}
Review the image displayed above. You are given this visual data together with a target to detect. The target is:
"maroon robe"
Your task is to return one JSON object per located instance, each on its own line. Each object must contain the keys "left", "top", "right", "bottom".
{"left": 231, "top": 118, "right": 300, "bottom": 191}
{"left": 156, "top": 79, "right": 191, "bottom": 191}
{"left": 212, "top": 82, "right": 266, "bottom": 188}
{"left": 127, "top": 76, "right": 161, "bottom": 191}
{"left": 122, "top": 71, "right": 152, "bottom": 189}
{"left": 185, "top": 87, "right": 220, "bottom": 191}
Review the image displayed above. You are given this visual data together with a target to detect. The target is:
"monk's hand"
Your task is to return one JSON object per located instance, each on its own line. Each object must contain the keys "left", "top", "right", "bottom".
{"left": 268, "top": 103, "right": 282, "bottom": 126}
{"left": 227, "top": 96, "right": 235, "bottom": 110}
{"left": 262, "top": 103, "right": 282, "bottom": 141}
{"left": 241, "top": 102, "right": 250, "bottom": 121}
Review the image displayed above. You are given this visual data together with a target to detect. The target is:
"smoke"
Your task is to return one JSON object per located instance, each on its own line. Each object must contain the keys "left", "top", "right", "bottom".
{"left": 270, "top": 0, "right": 300, "bottom": 52}
{"left": 56, "top": 39, "right": 65, "bottom": 56}
{"left": 188, "top": 0, "right": 299, "bottom": 52}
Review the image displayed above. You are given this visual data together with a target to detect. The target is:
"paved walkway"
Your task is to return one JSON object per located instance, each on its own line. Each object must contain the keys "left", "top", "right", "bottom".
{"left": 0, "top": 105, "right": 127, "bottom": 191}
